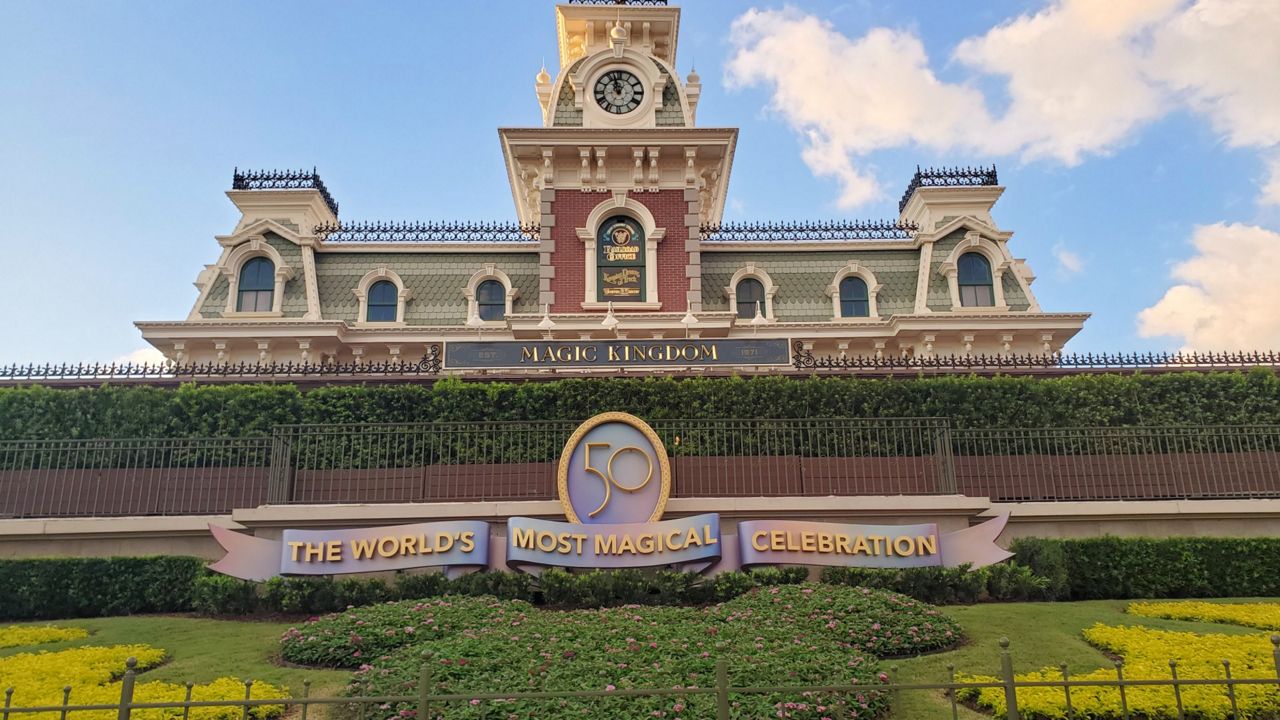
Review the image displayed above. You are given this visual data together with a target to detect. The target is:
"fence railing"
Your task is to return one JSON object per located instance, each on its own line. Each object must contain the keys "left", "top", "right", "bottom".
{"left": 4, "top": 639, "right": 1279, "bottom": 720}
{"left": 3, "top": 420, "right": 1280, "bottom": 518}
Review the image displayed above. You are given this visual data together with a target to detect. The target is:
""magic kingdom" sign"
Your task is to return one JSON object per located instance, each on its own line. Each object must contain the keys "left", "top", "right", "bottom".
{"left": 444, "top": 339, "right": 791, "bottom": 370}
{"left": 209, "top": 412, "right": 1011, "bottom": 581}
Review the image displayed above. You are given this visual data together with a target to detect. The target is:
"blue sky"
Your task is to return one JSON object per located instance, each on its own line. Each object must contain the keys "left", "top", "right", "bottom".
{"left": 1, "top": 0, "right": 1277, "bottom": 364}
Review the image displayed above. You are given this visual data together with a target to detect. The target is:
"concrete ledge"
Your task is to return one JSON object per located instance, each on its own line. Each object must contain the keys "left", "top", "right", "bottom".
{"left": 983, "top": 499, "right": 1280, "bottom": 540}
{"left": 983, "top": 499, "right": 1280, "bottom": 520}
{"left": 0, "top": 515, "right": 241, "bottom": 538}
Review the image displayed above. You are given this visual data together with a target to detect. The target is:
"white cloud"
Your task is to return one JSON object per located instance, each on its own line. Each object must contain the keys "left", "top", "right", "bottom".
{"left": 1053, "top": 245, "right": 1085, "bottom": 274}
{"left": 726, "top": 10, "right": 991, "bottom": 207}
{"left": 953, "top": 0, "right": 1178, "bottom": 164}
{"left": 1262, "top": 154, "right": 1280, "bottom": 206}
{"left": 1147, "top": 0, "right": 1280, "bottom": 149}
{"left": 725, "top": 0, "right": 1280, "bottom": 207}
{"left": 113, "top": 347, "right": 168, "bottom": 365}
{"left": 1138, "top": 224, "right": 1280, "bottom": 350}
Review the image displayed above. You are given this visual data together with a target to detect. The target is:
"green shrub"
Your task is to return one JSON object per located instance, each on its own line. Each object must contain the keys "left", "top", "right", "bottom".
{"left": 819, "top": 565, "right": 988, "bottom": 604}
{"left": 191, "top": 574, "right": 260, "bottom": 616}
{"left": 1012, "top": 536, "right": 1280, "bottom": 600}
{"left": 282, "top": 585, "right": 961, "bottom": 718}
{"left": 393, "top": 571, "right": 451, "bottom": 600}
{"left": 984, "top": 562, "right": 1052, "bottom": 601}
{"left": 6, "top": 370, "right": 1280, "bottom": 440}
{"left": 1007, "top": 537, "right": 1070, "bottom": 599}
{"left": 0, "top": 556, "right": 206, "bottom": 620}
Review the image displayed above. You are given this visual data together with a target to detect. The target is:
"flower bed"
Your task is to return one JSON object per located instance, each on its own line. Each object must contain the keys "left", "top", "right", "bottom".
{"left": 0, "top": 625, "right": 88, "bottom": 648}
{"left": 1, "top": 630, "right": 288, "bottom": 720}
{"left": 958, "top": 623, "right": 1280, "bottom": 719}
{"left": 1129, "top": 601, "right": 1280, "bottom": 631}
{"left": 281, "top": 584, "right": 960, "bottom": 719}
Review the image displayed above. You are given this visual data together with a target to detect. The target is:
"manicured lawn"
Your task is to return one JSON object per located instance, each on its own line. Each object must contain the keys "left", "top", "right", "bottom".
{"left": 4, "top": 616, "right": 349, "bottom": 695}
{"left": 888, "top": 598, "right": 1276, "bottom": 720}
{"left": 9, "top": 596, "right": 1279, "bottom": 719}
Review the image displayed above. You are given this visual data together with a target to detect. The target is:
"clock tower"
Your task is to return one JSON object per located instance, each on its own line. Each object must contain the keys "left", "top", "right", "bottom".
{"left": 500, "top": 0, "right": 737, "bottom": 332}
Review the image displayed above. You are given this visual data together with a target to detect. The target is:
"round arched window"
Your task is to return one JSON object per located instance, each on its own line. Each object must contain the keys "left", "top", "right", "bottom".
{"left": 958, "top": 253, "right": 994, "bottom": 307}
{"left": 477, "top": 279, "right": 506, "bottom": 320}
{"left": 236, "top": 257, "right": 275, "bottom": 312}
{"left": 839, "top": 276, "right": 870, "bottom": 317}
{"left": 736, "top": 278, "right": 765, "bottom": 319}
{"left": 366, "top": 280, "right": 398, "bottom": 322}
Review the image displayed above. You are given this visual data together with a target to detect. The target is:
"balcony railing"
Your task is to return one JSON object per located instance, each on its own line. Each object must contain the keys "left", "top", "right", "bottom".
{"left": 2, "top": 420, "right": 1279, "bottom": 518}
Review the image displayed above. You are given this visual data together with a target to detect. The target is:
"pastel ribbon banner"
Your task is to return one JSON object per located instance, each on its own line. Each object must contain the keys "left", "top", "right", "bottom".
{"left": 736, "top": 514, "right": 1012, "bottom": 570}
{"left": 209, "top": 521, "right": 491, "bottom": 581}
{"left": 505, "top": 513, "right": 722, "bottom": 572}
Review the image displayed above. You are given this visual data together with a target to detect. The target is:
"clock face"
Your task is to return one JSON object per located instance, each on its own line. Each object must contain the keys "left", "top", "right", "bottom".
{"left": 594, "top": 70, "right": 644, "bottom": 114}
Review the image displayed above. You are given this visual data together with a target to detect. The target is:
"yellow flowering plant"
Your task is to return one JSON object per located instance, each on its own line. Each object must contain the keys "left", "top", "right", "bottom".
{"left": 1, "top": 635, "right": 288, "bottom": 720}
{"left": 1129, "top": 601, "right": 1280, "bottom": 631}
{"left": 0, "top": 625, "right": 89, "bottom": 649}
{"left": 958, "top": 624, "right": 1280, "bottom": 720}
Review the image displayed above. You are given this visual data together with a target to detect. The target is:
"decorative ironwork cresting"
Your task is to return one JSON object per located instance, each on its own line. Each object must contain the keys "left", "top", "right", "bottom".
{"left": 566, "top": 0, "right": 668, "bottom": 5}
{"left": 700, "top": 220, "right": 918, "bottom": 242}
{"left": 231, "top": 168, "right": 339, "bottom": 217}
{"left": 898, "top": 164, "right": 999, "bottom": 213}
{"left": 790, "top": 341, "right": 1280, "bottom": 371}
{"left": 314, "top": 221, "right": 541, "bottom": 243}
{"left": 0, "top": 346, "right": 442, "bottom": 382}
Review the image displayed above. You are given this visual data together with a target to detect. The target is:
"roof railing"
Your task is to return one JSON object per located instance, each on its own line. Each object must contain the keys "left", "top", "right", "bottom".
{"left": 314, "top": 221, "right": 540, "bottom": 243}
{"left": 898, "top": 165, "right": 999, "bottom": 213}
{"left": 231, "top": 167, "right": 339, "bottom": 217}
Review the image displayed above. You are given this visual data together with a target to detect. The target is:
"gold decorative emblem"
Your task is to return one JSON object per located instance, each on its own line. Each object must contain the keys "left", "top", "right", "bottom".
{"left": 608, "top": 222, "right": 633, "bottom": 246}
{"left": 603, "top": 268, "right": 640, "bottom": 286}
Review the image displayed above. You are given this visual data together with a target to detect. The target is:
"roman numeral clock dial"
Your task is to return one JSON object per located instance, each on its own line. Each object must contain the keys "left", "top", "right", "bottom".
{"left": 594, "top": 70, "right": 644, "bottom": 114}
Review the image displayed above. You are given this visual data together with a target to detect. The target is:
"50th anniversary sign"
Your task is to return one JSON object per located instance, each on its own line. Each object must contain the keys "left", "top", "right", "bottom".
{"left": 210, "top": 412, "right": 1011, "bottom": 581}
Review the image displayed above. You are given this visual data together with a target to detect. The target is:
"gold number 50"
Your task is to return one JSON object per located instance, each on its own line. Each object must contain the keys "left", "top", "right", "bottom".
{"left": 583, "top": 442, "right": 653, "bottom": 517}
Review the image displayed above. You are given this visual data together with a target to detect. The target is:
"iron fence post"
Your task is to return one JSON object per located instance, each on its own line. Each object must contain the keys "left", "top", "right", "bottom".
{"left": 4, "top": 687, "right": 13, "bottom": 720}
{"left": 999, "top": 638, "right": 1021, "bottom": 720}
{"left": 267, "top": 428, "right": 293, "bottom": 504}
{"left": 935, "top": 422, "right": 957, "bottom": 494}
{"left": 116, "top": 657, "right": 137, "bottom": 720}
{"left": 715, "top": 659, "right": 731, "bottom": 720}
{"left": 418, "top": 651, "right": 434, "bottom": 720}
{"left": 1272, "top": 635, "right": 1280, "bottom": 678}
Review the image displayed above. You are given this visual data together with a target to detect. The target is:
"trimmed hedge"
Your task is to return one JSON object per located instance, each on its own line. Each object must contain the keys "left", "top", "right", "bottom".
{"left": 1011, "top": 536, "right": 1280, "bottom": 600}
{"left": 4, "top": 370, "right": 1280, "bottom": 439}
{"left": 0, "top": 556, "right": 206, "bottom": 620}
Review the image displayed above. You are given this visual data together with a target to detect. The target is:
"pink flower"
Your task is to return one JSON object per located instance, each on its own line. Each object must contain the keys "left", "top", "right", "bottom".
{"left": 605, "top": 684, "right": 616, "bottom": 692}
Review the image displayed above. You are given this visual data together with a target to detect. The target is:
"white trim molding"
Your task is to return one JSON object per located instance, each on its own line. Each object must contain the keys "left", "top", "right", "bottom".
{"left": 725, "top": 263, "right": 778, "bottom": 322}
{"left": 576, "top": 193, "right": 666, "bottom": 310}
{"left": 826, "top": 262, "right": 883, "bottom": 321}
{"left": 219, "top": 238, "right": 294, "bottom": 318}
{"left": 937, "top": 232, "right": 1012, "bottom": 313}
{"left": 463, "top": 264, "right": 520, "bottom": 325}
{"left": 352, "top": 267, "right": 413, "bottom": 327}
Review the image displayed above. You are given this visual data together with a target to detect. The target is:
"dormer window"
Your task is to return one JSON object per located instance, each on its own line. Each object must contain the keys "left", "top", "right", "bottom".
{"left": 366, "top": 281, "right": 398, "bottom": 322}
{"left": 477, "top": 280, "right": 507, "bottom": 321}
{"left": 958, "top": 253, "right": 995, "bottom": 307}
{"left": 839, "top": 277, "right": 870, "bottom": 317}
{"left": 236, "top": 257, "right": 275, "bottom": 312}
{"left": 735, "top": 278, "right": 765, "bottom": 319}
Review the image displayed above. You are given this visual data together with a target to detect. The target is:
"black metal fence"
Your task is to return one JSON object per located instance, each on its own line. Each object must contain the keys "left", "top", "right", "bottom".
{"left": 3, "top": 639, "right": 1279, "bottom": 720}
{"left": 2, "top": 420, "right": 1280, "bottom": 518}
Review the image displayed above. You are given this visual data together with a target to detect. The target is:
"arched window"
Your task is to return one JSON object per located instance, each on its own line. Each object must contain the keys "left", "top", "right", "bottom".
{"left": 477, "top": 279, "right": 506, "bottom": 321}
{"left": 236, "top": 257, "right": 275, "bottom": 312}
{"left": 958, "top": 253, "right": 995, "bottom": 307}
{"left": 839, "top": 277, "right": 870, "bottom": 317}
{"left": 366, "top": 280, "right": 398, "bottom": 322}
{"left": 736, "top": 278, "right": 765, "bottom": 319}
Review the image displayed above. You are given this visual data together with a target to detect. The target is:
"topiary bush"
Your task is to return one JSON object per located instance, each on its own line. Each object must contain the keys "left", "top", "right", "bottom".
{"left": 282, "top": 584, "right": 961, "bottom": 719}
